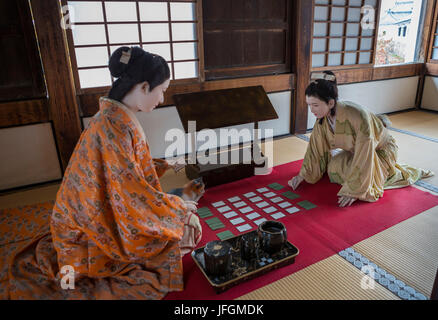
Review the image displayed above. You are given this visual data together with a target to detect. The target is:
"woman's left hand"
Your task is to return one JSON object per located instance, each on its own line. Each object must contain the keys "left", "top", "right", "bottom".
{"left": 338, "top": 196, "right": 357, "bottom": 207}
{"left": 184, "top": 200, "right": 198, "bottom": 213}
{"left": 187, "top": 213, "right": 202, "bottom": 233}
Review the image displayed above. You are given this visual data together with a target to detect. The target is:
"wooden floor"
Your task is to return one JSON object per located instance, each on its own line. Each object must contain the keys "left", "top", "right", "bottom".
{"left": 1, "top": 109, "right": 437, "bottom": 300}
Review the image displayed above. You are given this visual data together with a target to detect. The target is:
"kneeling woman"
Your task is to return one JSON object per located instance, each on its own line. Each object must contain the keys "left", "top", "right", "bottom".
{"left": 289, "top": 71, "right": 433, "bottom": 207}
{"left": 3, "top": 47, "right": 201, "bottom": 300}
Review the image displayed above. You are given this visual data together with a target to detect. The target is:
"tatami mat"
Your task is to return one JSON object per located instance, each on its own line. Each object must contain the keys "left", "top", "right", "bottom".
{"left": 238, "top": 205, "right": 438, "bottom": 300}
{"left": 352, "top": 205, "right": 438, "bottom": 298}
{"left": 237, "top": 255, "right": 399, "bottom": 300}
{"left": 389, "top": 110, "right": 438, "bottom": 140}
{"left": 389, "top": 131, "right": 438, "bottom": 186}
{"left": 0, "top": 182, "right": 60, "bottom": 210}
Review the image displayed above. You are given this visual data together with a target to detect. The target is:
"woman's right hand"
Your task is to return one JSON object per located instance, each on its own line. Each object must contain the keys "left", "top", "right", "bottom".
{"left": 288, "top": 175, "right": 304, "bottom": 190}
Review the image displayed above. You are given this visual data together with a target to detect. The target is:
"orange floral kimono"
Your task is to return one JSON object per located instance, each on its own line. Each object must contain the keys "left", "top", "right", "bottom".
{"left": 0, "top": 97, "right": 189, "bottom": 299}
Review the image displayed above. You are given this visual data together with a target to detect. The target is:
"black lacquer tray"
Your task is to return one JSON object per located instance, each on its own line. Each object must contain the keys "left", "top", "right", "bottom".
{"left": 191, "top": 230, "right": 299, "bottom": 293}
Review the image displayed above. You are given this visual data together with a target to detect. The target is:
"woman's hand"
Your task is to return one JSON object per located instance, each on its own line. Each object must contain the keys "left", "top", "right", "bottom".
{"left": 166, "top": 157, "right": 186, "bottom": 173}
{"left": 288, "top": 175, "right": 304, "bottom": 190}
{"left": 338, "top": 196, "right": 357, "bottom": 207}
{"left": 187, "top": 213, "right": 202, "bottom": 233}
{"left": 183, "top": 200, "right": 198, "bottom": 213}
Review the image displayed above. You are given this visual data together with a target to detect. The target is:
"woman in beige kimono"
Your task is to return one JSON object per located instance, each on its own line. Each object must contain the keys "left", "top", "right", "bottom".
{"left": 289, "top": 71, "right": 433, "bottom": 207}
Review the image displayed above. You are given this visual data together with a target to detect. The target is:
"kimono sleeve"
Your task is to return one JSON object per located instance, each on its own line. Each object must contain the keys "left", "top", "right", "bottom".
{"left": 299, "top": 121, "right": 331, "bottom": 184}
{"left": 94, "top": 128, "right": 188, "bottom": 261}
{"left": 337, "top": 116, "right": 385, "bottom": 202}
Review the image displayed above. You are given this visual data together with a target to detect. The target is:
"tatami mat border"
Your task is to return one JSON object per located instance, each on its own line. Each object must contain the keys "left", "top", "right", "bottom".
{"left": 388, "top": 127, "right": 438, "bottom": 143}
{"left": 414, "top": 180, "right": 438, "bottom": 193}
{"left": 295, "top": 134, "right": 310, "bottom": 142}
{"left": 338, "top": 248, "right": 428, "bottom": 300}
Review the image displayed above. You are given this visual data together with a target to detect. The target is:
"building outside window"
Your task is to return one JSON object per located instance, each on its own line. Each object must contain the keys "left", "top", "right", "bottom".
{"left": 376, "top": 0, "right": 424, "bottom": 65}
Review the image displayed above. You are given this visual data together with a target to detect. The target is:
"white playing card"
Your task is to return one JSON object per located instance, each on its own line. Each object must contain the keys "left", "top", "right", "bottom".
{"left": 239, "top": 207, "right": 253, "bottom": 214}
{"left": 228, "top": 196, "right": 241, "bottom": 203}
{"left": 237, "top": 224, "right": 252, "bottom": 232}
{"left": 256, "top": 201, "right": 269, "bottom": 208}
{"left": 270, "top": 197, "right": 283, "bottom": 203}
{"left": 224, "top": 211, "right": 238, "bottom": 219}
{"left": 212, "top": 201, "right": 226, "bottom": 207}
{"left": 263, "top": 192, "right": 277, "bottom": 198}
{"left": 263, "top": 206, "right": 277, "bottom": 214}
{"left": 233, "top": 201, "right": 246, "bottom": 208}
{"left": 230, "top": 217, "right": 245, "bottom": 225}
{"left": 249, "top": 196, "right": 263, "bottom": 203}
{"left": 244, "top": 192, "right": 257, "bottom": 198}
{"left": 278, "top": 201, "right": 292, "bottom": 208}
{"left": 286, "top": 206, "right": 300, "bottom": 214}
{"left": 246, "top": 212, "right": 261, "bottom": 220}
{"left": 271, "top": 212, "right": 285, "bottom": 220}
{"left": 256, "top": 187, "right": 269, "bottom": 193}
{"left": 217, "top": 206, "right": 231, "bottom": 213}
{"left": 254, "top": 218, "right": 267, "bottom": 226}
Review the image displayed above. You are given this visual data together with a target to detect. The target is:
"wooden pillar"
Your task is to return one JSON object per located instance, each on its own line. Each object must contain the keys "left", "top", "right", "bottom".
{"left": 30, "top": 0, "right": 82, "bottom": 172}
{"left": 416, "top": 0, "right": 438, "bottom": 109}
{"left": 432, "top": 267, "right": 438, "bottom": 300}
{"left": 292, "top": 0, "right": 313, "bottom": 134}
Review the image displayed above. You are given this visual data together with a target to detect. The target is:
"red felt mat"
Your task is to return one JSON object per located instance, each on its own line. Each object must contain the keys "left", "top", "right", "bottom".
{"left": 165, "top": 160, "right": 438, "bottom": 300}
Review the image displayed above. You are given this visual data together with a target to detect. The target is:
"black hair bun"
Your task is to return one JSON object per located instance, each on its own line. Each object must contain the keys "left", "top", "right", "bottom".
{"left": 107, "top": 46, "right": 171, "bottom": 102}
{"left": 108, "top": 46, "right": 131, "bottom": 78}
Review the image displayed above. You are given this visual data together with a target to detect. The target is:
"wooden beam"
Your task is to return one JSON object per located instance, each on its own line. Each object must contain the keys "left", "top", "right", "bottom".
{"left": 372, "top": 63, "right": 424, "bottom": 81}
{"left": 328, "top": 63, "right": 425, "bottom": 85}
{"left": 0, "top": 99, "right": 49, "bottom": 128}
{"left": 196, "top": 0, "right": 206, "bottom": 82}
{"left": 426, "top": 62, "right": 438, "bottom": 75}
{"left": 292, "top": 0, "right": 313, "bottom": 134}
{"left": 30, "top": 0, "right": 82, "bottom": 172}
{"left": 78, "top": 73, "right": 295, "bottom": 117}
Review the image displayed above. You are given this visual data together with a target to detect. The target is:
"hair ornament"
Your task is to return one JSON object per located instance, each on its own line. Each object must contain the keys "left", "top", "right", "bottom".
{"left": 120, "top": 48, "right": 132, "bottom": 64}
{"left": 310, "top": 72, "right": 336, "bottom": 83}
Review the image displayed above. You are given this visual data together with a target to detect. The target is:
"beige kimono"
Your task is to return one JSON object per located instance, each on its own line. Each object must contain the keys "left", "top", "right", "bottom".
{"left": 300, "top": 101, "right": 433, "bottom": 202}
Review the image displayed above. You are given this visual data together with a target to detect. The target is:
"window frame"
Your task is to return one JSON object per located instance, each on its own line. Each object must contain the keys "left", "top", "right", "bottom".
{"left": 311, "top": 0, "right": 381, "bottom": 71}
{"left": 62, "top": 0, "right": 204, "bottom": 95}
{"left": 427, "top": 0, "right": 438, "bottom": 63}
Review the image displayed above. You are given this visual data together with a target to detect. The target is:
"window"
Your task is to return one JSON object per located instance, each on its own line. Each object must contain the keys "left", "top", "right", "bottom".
{"left": 375, "top": 0, "right": 424, "bottom": 66}
{"left": 311, "top": 0, "right": 379, "bottom": 70}
{"left": 66, "top": 1, "right": 199, "bottom": 90}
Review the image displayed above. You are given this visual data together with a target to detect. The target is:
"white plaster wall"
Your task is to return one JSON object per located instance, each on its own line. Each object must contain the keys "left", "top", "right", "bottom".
{"left": 421, "top": 76, "right": 438, "bottom": 111}
{"left": 0, "top": 123, "right": 62, "bottom": 191}
{"left": 259, "top": 91, "right": 291, "bottom": 139}
{"left": 83, "top": 91, "right": 292, "bottom": 158}
{"left": 308, "top": 76, "right": 419, "bottom": 129}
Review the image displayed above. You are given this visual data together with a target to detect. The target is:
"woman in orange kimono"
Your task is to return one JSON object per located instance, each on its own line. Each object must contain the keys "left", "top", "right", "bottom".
{"left": 1, "top": 47, "right": 201, "bottom": 299}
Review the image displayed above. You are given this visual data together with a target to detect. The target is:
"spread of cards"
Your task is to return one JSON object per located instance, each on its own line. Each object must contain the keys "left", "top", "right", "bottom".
{"left": 196, "top": 182, "right": 317, "bottom": 241}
